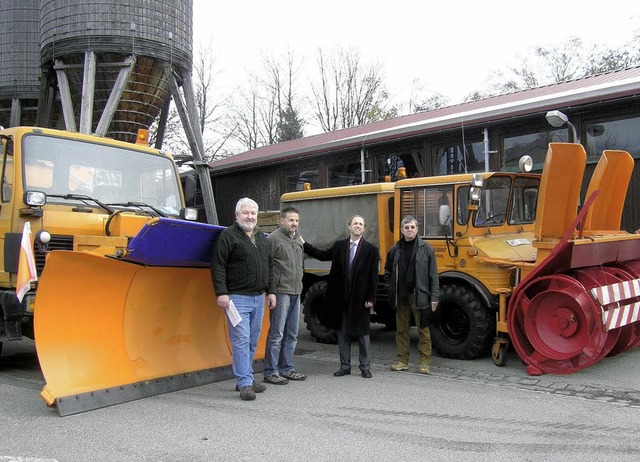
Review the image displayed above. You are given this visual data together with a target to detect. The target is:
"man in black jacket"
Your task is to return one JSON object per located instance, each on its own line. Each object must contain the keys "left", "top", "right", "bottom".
{"left": 211, "top": 197, "right": 276, "bottom": 401}
{"left": 385, "top": 215, "right": 439, "bottom": 374}
{"left": 303, "top": 215, "right": 380, "bottom": 378}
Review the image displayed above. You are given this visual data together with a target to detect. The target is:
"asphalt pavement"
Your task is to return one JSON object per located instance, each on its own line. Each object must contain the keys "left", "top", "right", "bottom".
{"left": 1, "top": 323, "right": 639, "bottom": 461}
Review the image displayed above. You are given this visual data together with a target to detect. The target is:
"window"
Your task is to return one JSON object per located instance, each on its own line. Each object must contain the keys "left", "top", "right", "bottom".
{"left": 436, "top": 141, "right": 485, "bottom": 175}
{"left": 22, "top": 134, "right": 182, "bottom": 215}
{"left": 586, "top": 116, "right": 640, "bottom": 162}
{"left": 509, "top": 177, "right": 539, "bottom": 224}
{"left": 1, "top": 137, "right": 14, "bottom": 203}
{"left": 400, "top": 186, "right": 453, "bottom": 237}
{"left": 503, "top": 129, "right": 566, "bottom": 171}
{"left": 286, "top": 169, "right": 318, "bottom": 191}
{"left": 473, "top": 176, "right": 511, "bottom": 227}
{"left": 457, "top": 185, "right": 471, "bottom": 225}
{"left": 328, "top": 162, "right": 361, "bottom": 186}
{"left": 378, "top": 154, "right": 405, "bottom": 181}
{"left": 376, "top": 147, "right": 424, "bottom": 181}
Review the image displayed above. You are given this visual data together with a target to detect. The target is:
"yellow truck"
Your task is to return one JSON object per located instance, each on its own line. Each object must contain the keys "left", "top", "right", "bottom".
{"left": 1, "top": 127, "right": 257, "bottom": 416}
{"left": 0, "top": 126, "right": 196, "bottom": 353}
{"left": 282, "top": 143, "right": 640, "bottom": 375}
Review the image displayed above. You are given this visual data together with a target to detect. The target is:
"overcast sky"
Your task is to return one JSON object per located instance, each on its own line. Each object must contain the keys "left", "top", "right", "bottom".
{"left": 192, "top": 0, "right": 640, "bottom": 109}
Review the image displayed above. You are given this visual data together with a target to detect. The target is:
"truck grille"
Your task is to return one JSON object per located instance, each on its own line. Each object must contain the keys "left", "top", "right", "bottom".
{"left": 34, "top": 235, "right": 74, "bottom": 276}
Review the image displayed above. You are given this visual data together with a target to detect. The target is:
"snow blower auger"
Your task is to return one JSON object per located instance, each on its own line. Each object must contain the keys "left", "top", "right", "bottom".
{"left": 507, "top": 144, "right": 640, "bottom": 375}
{"left": 34, "top": 218, "right": 270, "bottom": 416}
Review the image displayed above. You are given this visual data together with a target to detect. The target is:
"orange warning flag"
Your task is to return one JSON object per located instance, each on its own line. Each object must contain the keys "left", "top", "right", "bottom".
{"left": 16, "top": 222, "right": 37, "bottom": 303}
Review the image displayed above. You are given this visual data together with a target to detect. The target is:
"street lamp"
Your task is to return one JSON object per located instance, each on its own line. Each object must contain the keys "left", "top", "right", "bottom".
{"left": 545, "top": 110, "right": 579, "bottom": 143}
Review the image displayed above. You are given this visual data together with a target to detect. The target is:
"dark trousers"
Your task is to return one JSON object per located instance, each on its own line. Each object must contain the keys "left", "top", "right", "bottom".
{"left": 337, "top": 312, "right": 371, "bottom": 372}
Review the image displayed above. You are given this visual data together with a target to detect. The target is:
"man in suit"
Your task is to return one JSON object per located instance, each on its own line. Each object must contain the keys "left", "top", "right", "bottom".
{"left": 303, "top": 215, "right": 380, "bottom": 378}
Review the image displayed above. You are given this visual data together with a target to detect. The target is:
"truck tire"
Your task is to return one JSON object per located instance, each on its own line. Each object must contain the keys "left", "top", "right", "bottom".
{"left": 431, "top": 282, "right": 493, "bottom": 359}
{"left": 303, "top": 281, "right": 338, "bottom": 344}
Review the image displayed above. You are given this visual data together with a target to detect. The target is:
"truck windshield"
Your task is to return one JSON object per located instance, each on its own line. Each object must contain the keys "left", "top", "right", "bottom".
{"left": 509, "top": 177, "right": 539, "bottom": 224}
{"left": 22, "top": 133, "right": 182, "bottom": 216}
{"left": 473, "top": 176, "right": 511, "bottom": 227}
{"left": 472, "top": 175, "right": 540, "bottom": 227}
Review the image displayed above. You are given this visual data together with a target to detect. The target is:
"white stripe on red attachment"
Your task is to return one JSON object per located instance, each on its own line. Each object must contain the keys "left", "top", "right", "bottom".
{"left": 590, "top": 278, "right": 640, "bottom": 331}
{"left": 600, "top": 302, "right": 640, "bottom": 331}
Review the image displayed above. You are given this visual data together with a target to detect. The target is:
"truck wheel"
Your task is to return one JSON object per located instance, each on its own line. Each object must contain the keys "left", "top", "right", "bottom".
{"left": 303, "top": 281, "right": 338, "bottom": 344}
{"left": 431, "top": 282, "right": 493, "bottom": 359}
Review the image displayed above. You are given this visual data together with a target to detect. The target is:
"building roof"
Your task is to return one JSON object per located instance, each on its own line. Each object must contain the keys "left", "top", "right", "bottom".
{"left": 210, "top": 66, "right": 640, "bottom": 173}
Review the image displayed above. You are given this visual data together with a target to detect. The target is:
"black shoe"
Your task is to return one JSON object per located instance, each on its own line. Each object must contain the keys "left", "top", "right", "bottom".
{"left": 361, "top": 370, "right": 372, "bottom": 378}
{"left": 333, "top": 369, "right": 351, "bottom": 377}
{"left": 238, "top": 386, "right": 256, "bottom": 401}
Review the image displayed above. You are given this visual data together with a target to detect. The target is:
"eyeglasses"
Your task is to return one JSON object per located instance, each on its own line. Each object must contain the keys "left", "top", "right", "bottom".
{"left": 403, "top": 225, "right": 416, "bottom": 229}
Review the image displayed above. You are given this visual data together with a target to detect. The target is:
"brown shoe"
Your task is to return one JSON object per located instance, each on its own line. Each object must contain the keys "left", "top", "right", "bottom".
{"left": 391, "top": 361, "right": 409, "bottom": 371}
{"left": 281, "top": 370, "right": 307, "bottom": 381}
{"left": 264, "top": 374, "right": 289, "bottom": 385}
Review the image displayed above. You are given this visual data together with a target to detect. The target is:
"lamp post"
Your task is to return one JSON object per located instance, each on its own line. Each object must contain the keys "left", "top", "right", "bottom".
{"left": 545, "top": 110, "right": 579, "bottom": 143}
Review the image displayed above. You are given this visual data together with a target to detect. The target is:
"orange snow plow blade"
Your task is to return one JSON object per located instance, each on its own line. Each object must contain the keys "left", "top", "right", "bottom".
{"left": 534, "top": 143, "right": 585, "bottom": 241}
{"left": 582, "top": 149, "right": 635, "bottom": 232}
{"left": 34, "top": 219, "right": 269, "bottom": 416}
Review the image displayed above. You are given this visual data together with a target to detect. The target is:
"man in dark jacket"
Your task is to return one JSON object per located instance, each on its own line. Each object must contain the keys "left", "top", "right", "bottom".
{"left": 263, "top": 206, "right": 307, "bottom": 385}
{"left": 303, "top": 215, "right": 380, "bottom": 378}
{"left": 212, "top": 197, "right": 276, "bottom": 401}
{"left": 384, "top": 215, "right": 439, "bottom": 374}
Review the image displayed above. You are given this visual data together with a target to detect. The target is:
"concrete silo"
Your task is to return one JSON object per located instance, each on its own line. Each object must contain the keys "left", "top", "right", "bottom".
{"left": 0, "top": 0, "right": 41, "bottom": 127}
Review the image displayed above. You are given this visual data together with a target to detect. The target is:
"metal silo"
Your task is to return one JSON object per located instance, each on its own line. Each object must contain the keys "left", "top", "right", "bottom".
{"left": 0, "top": 0, "right": 41, "bottom": 127}
{"left": 39, "top": 0, "right": 193, "bottom": 143}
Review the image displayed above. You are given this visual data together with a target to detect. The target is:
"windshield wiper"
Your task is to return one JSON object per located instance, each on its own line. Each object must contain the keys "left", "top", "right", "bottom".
{"left": 47, "top": 194, "right": 115, "bottom": 214}
{"left": 108, "top": 202, "right": 168, "bottom": 218}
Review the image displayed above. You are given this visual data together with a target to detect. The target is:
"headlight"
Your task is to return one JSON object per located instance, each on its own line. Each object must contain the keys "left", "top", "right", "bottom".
{"left": 472, "top": 173, "right": 484, "bottom": 188}
{"left": 24, "top": 294, "right": 37, "bottom": 314}
{"left": 470, "top": 187, "right": 482, "bottom": 202}
{"left": 24, "top": 190, "right": 46, "bottom": 206}
{"left": 519, "top": 155, "right": 533, "bottom": 173}
{"left": 181, "top": 207, "right": 198, "bottom": 221}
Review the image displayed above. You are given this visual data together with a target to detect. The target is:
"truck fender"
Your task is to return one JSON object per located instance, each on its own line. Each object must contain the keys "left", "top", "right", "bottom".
{"left": 438, "top": 271, "right": 498, "bottom": 310}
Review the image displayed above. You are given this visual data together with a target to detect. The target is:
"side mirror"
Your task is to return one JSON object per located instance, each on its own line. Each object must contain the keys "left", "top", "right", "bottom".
{"left": 439, "top": 204, "right": 451, "bottom": 226}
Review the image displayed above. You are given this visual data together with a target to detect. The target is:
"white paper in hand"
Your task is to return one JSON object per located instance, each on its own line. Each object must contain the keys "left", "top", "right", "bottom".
{"left": 226, "top": 300, "right": 242, "bottom": 327}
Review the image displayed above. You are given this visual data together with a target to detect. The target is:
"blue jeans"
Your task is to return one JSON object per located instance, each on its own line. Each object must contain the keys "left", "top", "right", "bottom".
{"left": 228, "top": 294, "right": 265, "bottom": 388}
{"left": 264, "top": 293, "right": 301, "bottom": 376}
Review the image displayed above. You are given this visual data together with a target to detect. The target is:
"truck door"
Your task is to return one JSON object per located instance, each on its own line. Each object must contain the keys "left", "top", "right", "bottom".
{"left": 0, "top": 137, "right": 15, "bottom": 286}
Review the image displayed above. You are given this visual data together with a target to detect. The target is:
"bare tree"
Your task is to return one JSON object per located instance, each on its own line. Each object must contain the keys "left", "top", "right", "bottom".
{"left": 228, "top": 77, "right": 263, "bottom": 150}
{"left": 535, "top": 36, "right": 585, "bottom": 83}
{"left": 482, "top": 37, "right": 593, "bottom": 98}
{"left": 408, "top": 78, "right": 449, "bottom": 112}
{"left": 583, "top": 35, "right": 640, "bottom": 75}
{"left": 228, "top": 50, "right": 305, "bottom": 150}
{"left": 311, "top": 47, "right": 394, "bottom": 132}
{"left": 193, "top": 39, "right": 235, "bottom": 161}
{"left": 150, "top": 37, "right": 234, "bottom": 163}
{"left": 484, "top": 57, "right": 540, "bottom": 96}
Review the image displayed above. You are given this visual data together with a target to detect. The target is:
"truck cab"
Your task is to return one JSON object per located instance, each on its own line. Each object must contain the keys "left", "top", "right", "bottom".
{"left": 395, "top": 171, "right": 541, "bottom": 359}
{"left": 0, "top": 126, "right": 193, "bottom": 352}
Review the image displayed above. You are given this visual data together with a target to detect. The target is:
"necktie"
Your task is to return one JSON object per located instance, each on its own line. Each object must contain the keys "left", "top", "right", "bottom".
{"left": 349, "top": 241, "right": 356, "bottom": 267}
